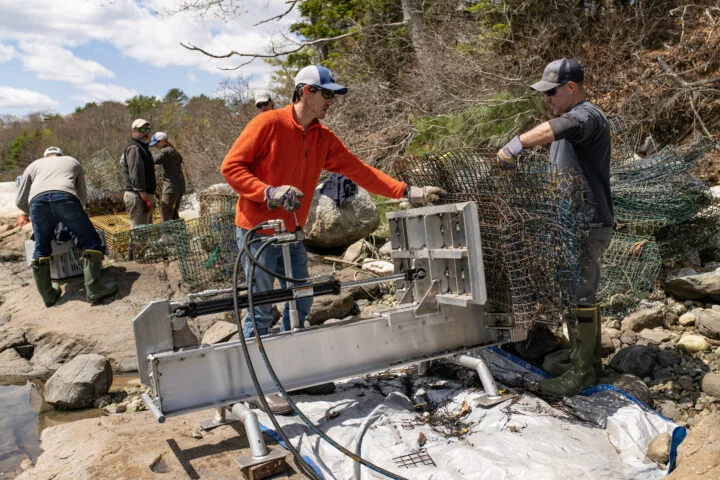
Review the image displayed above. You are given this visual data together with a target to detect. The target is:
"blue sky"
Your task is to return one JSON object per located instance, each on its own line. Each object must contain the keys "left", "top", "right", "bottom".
{"left": 0, "top": 0, "right": 300, "bottom": 115}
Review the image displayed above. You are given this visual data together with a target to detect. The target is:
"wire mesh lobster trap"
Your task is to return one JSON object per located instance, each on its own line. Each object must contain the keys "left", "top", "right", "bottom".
{"left": 394, "top": 149, "right": 584, "bottom": 333}
{"left": 597, "top": 233, "right": 661, "bottom": 315}
{"left": 81, "top": 148, "right": 125, "bottom": 193}
{"left": 173, "top": 212, "right": 241, "bottom": 291}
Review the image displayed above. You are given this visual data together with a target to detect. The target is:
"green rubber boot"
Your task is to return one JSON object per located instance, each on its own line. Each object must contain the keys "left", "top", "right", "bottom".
{"left": 539, "top": 306, "right": 599, "bottom": 397}
{"left": 31, "top": 257, "right": 61, "bottom": 307}
{"left": 83, "top": 250, "right": 118, "bottom": 302}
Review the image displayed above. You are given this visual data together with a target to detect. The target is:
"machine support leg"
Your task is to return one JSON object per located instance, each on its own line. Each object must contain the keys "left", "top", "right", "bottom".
{"left": 199, "top": 406, "right": 239, "bottom": 431}
{"left": 453, "top": 354, "right": 512, "bottom": 407}
{"left": 231, "top": 403, "right": 288, "bottom": 479}
{"left": 281, "top": 243, "right": 300, "bottom": 330}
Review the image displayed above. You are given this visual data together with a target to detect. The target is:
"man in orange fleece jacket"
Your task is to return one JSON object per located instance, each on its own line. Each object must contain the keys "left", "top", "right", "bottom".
{"left": 222, "top": 65, "right": 442, "bottom": 340}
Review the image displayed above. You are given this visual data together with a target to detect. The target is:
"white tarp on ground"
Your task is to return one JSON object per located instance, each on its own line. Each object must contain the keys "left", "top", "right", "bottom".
{"left": 255, "top": 347, "right": 681, "bottom": 480}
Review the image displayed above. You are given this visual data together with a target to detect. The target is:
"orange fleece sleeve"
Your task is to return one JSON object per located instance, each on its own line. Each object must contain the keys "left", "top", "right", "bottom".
{"left": 323, "top": 133, "right": 406, "bottom": 199}
{"left": 220, "top": 118, "right": 270, "bottom": 203}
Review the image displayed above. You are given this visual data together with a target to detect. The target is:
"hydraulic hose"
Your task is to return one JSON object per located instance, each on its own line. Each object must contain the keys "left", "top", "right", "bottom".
{"left": 232, "top": 244, "right": 323, "bottom": 480}
{"left": 243, "top": 228, "right": 408, "bottom": 480}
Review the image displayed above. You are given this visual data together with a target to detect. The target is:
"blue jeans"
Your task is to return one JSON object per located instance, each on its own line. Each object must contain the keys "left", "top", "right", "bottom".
{"left": 29, "top": 191, "right": 103, "bottom": 260}
{"left": 237, "top": 228, "right": 312, "bottom": 338}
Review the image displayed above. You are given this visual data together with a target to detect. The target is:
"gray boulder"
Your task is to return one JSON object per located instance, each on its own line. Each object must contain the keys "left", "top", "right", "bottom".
{"left": 696, "top": 308, "right": 720, "bottom": 340}
{"left": 0, "top": 348, "right": 33, "bottom": 382}
{"left": 43, "top": 354, "right": 113, "bottom": 409}
{"left": 305, "top": 187, "right": 380, "bottom": 249}
{"left": 201, "top": 321, "right": 238, "bottom": 344}
{"left": 621, "top": 306, "right": 674, "bottom": 332}
{"left": 701, "top": 373, "right": 720, "bottom": 397}
{"left": 306, "top": 291, "right": 355, "bottom": 326}
{"left": 608, "top": 345, "right": 657, "bottom": 378}
{"left": 613, "top": 374, "right": 651, "bottom": 404}
{"left": 665, "top": 270, "right": 720, "bottom": 301}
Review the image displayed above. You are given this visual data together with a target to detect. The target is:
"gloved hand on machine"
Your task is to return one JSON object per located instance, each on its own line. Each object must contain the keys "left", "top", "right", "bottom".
{"left": 496, "top": 135, "right": 524, "bottom": 171}
{"left": 405, "top": 185, "right": 446, "bottom": 205}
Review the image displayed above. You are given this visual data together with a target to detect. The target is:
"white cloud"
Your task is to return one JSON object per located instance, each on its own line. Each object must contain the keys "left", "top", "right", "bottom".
{"left": 0, "top": 86, "right": 58, "bottom": 111}
{"left": 74, "top": 83, "right": 138, "bottom": 103}
{"left": 0, "top": 0, "right": 302, "bottom": 112}
{"left": 187, "top": 72, "right": 198, "bottom": 82}
{"left": 0, "top": 43, "right": 16, "bottom": 63}
{"left": 19, "top": 42, "right": 114, "bottom": 84}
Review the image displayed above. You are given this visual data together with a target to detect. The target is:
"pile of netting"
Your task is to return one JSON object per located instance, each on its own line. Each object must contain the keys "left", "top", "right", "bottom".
{"left": 394, "top": 150, "right": 584, "bottom": 333}
{"left": 604, "top": 120, "right": 719, "bottom": 313}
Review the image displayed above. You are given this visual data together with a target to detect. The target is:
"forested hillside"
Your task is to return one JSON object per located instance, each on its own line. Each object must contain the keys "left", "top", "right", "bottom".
{"left": 1, "top": 0, "right": 719, "bottom": 187}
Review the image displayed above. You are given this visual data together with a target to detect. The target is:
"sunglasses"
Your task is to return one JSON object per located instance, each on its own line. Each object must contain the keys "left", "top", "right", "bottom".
{"left": 256, "top": 100, "right": 270, "bottom": 108}
{"left": 544, "top": 83, "right": 567, "bottom": 97}
{"left": 137, "top": 126, "right": 151, "bottom": 133}
{"left": 310, "top": 87, "right": 336, "bottom": 100}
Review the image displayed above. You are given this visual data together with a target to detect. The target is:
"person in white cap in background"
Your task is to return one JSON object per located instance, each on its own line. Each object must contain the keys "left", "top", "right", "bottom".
{"left": 221, "top": 64, "right": 444, "bottom": 413}
{"left": 254, "top": 90, "right": 275, "bottom": 113}
{"left": 15, "top": 146, "right": 118, "bottom": 307}
{"left": 122, "top": 119, "right": 156, "bottom": 227}
{"left": 150, "top": 132, "right": 186, "bottom": 222}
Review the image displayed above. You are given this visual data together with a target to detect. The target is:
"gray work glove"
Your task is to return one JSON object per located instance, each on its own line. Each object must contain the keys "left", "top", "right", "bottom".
{"left": 406, "top": 186, "right": 445, "bottom": 205}
{"left": 497, "top": 135, "right": 523, "bottom": 171}
{"left": 265, "top": 185, "right": 304, "bottom": 212}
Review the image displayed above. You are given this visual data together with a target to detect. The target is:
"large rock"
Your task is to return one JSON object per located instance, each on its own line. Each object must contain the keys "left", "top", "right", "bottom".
{"left": 696, "top": 308, "right": 720, "bottom": 340}
{"left": 43, "top": 354, "right": 113, "bottom": 409}
{"left": 306, "top": 291, "right": 355, "bottom": 326}
{"left": 621, "top": 306, "right": 674, "bottom": 332}
{"left": 665, "top": 270, "right": 720, "bottom": 301}
{"left": 613, "top": 374, "right": 651, "bottom": 404}
{"left": 201, "top": 321, "right": 238, "bottom": 344}
{"left": 304, "top": 187, "right": 380, "bottom": 249}
{"left": 701, "top": 373, "right": 720, "bottom": 397}
{"left": 608, "top": 345, "right": 656, "bottom": 378}
{"left": 0, "top": 348, "right": 33, "bottom": 382}
{"left": 637, "top": 329, "right": 674, "bottom": 345}
{"left": 647, "top": 432, "right": 671, "bottom": 465}
{"left": 677, "top": 334, "right": 711, "bottom": 353}
{"left": 668, "top": 412, "right": 720, "bottom": 479}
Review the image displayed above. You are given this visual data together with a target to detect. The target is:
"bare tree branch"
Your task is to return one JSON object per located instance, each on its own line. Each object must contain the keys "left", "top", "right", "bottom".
{"left": 253, "top": 0, "right": 298, "bottom": 27}
{"left": 181, "top": 20, "right": 407, "bottom": 67}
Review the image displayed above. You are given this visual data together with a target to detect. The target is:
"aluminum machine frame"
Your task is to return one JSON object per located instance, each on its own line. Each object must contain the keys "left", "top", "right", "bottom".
{"left": 133, "top": 202, "right": 525, "bottom": 478}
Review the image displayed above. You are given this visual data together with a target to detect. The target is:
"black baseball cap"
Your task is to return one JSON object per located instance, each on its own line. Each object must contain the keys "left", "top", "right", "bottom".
{"left": 530, "top": 58, "right": 584, "bottom": 92}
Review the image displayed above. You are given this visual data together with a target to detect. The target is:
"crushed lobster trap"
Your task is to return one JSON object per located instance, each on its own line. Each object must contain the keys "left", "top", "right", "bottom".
{"left": 394, "top": 149, "right": 584, "bottom": 333}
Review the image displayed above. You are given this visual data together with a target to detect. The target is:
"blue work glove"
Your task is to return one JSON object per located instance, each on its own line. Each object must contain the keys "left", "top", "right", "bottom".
{"left": 265, "top": 185, "right": 304, "bottom": 212}
{"left": 496, "top": 135, "right": 524, "bottom": 171}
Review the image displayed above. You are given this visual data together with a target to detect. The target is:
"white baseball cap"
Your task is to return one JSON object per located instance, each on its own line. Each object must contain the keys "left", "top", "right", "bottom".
{"left": 254, "top": 91, "right": 271, "bottom": 105}
{"left": 149, "top": 132, "right": 167, "bottom": 147}
{"left": 131, "top": 118, "right": 150, "bottom": 130}
{"left": 44, "top": 146, "right": 63, "bottom": 157}
{"left": 294, "top": 65, "right": 348, "bottom": 94}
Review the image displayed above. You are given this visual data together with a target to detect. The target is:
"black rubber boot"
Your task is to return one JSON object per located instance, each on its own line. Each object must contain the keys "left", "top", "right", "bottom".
{"left": 83, "top": 249, "right": 118, "bottom": 302}
{"left": 31, "top": 257, "right": 61, "bottom": 307}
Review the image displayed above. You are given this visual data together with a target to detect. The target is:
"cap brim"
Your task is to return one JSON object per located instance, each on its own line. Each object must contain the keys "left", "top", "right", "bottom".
{"left": 530, "top": 80, "right": 561, "bottom": 92}
{"left": 319, "top": 83, "right": 348, "bottom": 94}
{"left": 149, "top": 140, "right": 158, "bottom": 147}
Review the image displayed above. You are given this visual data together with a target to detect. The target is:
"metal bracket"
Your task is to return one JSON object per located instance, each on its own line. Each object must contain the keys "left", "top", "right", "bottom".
{"left": 235, "top": 448, "right": 287, "bottom": 480}
{"left": 414, "top": 279, "right": 440, "bottom": 316}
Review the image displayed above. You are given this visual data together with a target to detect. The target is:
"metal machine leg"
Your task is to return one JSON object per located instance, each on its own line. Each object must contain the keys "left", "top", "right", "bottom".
{"left": 231, "top": 403, "right": 288, "bottom": 479}
{"left": 199, "top": 406, "right": 239, "bottom": 431}
{"left": 453, "top": 354, "right": 512, "bottom": 407}
{"left": 281, "top": 243, "right": 300, "bottom": 330}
